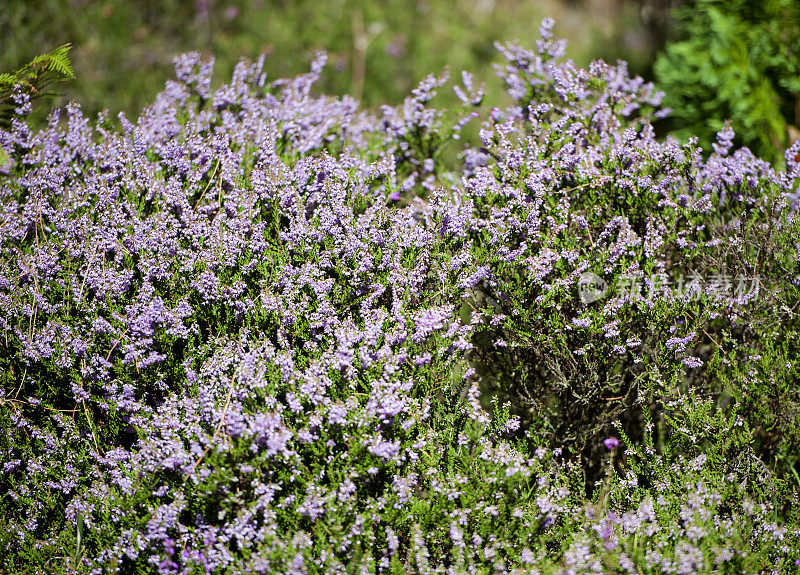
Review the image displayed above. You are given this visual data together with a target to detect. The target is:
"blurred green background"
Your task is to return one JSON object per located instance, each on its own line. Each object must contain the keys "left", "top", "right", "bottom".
{"left": 0, "top": 0, "right": 670, "bottom": 120}
{"left": 2, "top": 0, "right": 798, "bottom": 162}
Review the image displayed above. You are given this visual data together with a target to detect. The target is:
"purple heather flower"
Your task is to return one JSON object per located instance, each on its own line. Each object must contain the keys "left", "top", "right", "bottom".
{"left": 604, "top": 437, "right": 619, "bottom": 450}
{"left": 682, "top": 356, "right": 704, "bottom": 369}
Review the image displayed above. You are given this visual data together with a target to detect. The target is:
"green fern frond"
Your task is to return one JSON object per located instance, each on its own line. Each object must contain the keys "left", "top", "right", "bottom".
{"left": 0, "top": 73, "right": 20, "bottom": 89}
{"left": 0, "top": 44, "right": 75, "bottom": 129}
{"left": 25, "top": 44, "right": 75, "bottom": 81}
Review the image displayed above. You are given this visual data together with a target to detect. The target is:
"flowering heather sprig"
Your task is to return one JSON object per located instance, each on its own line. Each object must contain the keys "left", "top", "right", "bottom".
{"left": 493, "top": 21, "right": 666, "bottom": 134}
{"left": 378, "top": 69, "right": 481, "bottom": 202}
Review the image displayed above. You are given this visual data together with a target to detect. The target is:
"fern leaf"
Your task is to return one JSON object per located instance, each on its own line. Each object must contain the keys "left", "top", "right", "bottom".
{"left": 0, "top": 44, "right": 75, "bottom": 129}
{"left": 26, "top": 44, "right": 75, "bottom": 80}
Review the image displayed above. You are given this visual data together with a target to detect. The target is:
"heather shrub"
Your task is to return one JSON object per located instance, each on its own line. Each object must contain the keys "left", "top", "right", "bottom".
{"left": 447, "top": 21, "right": 800, "bottom": 500}
{"left": 2, "top": 20, "right": 800, "bottom": 574}
{"left": 556, "top": 420, "right": 798, "bottom": 573}
{"left": 0, "top": 49, "right": 570, "bottom": 573}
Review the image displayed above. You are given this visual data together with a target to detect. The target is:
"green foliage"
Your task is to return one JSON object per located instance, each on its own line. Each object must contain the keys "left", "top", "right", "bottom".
{"left": 654, "top": 0, "right": 800, "bottom": 164}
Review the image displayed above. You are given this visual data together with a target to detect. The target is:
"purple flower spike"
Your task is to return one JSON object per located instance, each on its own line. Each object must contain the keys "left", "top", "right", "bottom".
{"left": 388, "top": 190, "right": 401, "bottom": 201}
{"left": 603, "top": 437, "right": 619, "bottom": 450}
